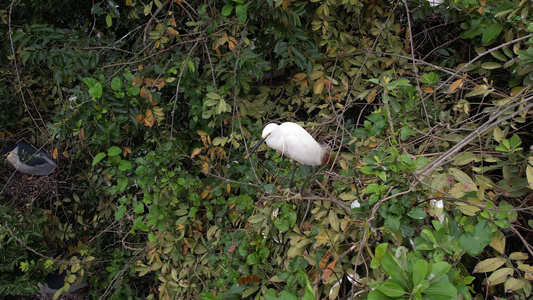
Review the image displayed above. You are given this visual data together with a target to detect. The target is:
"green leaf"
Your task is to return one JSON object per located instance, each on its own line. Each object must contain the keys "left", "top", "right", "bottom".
{"left": 200, "top": 291, "right": 217, "bottom": 300}
{"left": 378, "top": 282, "right": 406, "bottom": 297}
{"left": 482, "top": 23, "right": 503, "bottom": 43}
{"left": 92, "top": 152, "right": 107, "bottom": 166}
{"left": 235, "top": 4, "right": 247, "bottom": 23}
{"left": 459, "top": 220, "right": 492, "bottom": 254}
{"left": 148, "top": 232, "right": 156, "bottom": 242}
{"left": 428, "top": 261, "right": 452, "bottom": 282}
{"left": 117, "top": 176, "right": 128, "bottom": 191}
{"left": 111, "top": 76, "right": 123, "bottom": 91}
{"left": 115, "top": 204, "right": 126, "bottom": 220}
{"left": 133, "top": 201, "right": 144, "bottom": 213}
{"left": 221, "top": 4, "right": 233, "bottom": 16}
{"left": 368, "top": 289, "right": 393, "bottom": 300}
{"left": 118, "top": 160, "right": 132, "bottom": 171}
{"left": 108, "top": 146, "right": 122, "bottom": 156}
{"left": 381, "top": 251, "right": 404, "bottom": 281}
{"left": 246, "top": 253, "right": 259, "bottom": 265}
{"left": 83, "top": 77, "right": 98, "bottom": 87}
{"left": 274, "top": 218, "right": 289, "bottom": 231}
{"left": 424, "top": 281, "right": 457, "bottom": 299}
{"left": 481, "top": 62, "right": 502, "bottom": 69}
{"left": 412, "top": 259, "right": 428, "bottom": 286}
{"left": 89, "top": 82, "right": 103, "bottom": 99}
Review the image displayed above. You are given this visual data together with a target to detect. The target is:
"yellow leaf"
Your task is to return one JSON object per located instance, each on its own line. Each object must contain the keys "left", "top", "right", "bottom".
{"left": 226, "top": 183, "right": 230, "bottom": 194}
{"left": 52, "top": 148, "right": 58, "bottom": 159}
{"left": 493, "top": 127, "right": 504, "bottom": 142}
{"left": 191, "top": 148, "right": 202, "bottom": 158}
{"left": 455, "top": 202, "right": 480, "bottom": 216}
{"left": 490, "top": 230, "right": 505, "bottom": 254}
{"left": 292, "top": 73, "right": 307, "bottom": 82}
{"left": 474, "top": 257, "right": 506, "bottom": 273}
{"left": 367, "top": 89, "right": 377, "bottom": 103}
{"left": 486, "top": 268, "right": 513, "bottom": 286}
{"left": 62, "top": 151, "right": 70, "bottom": 158}
{"left": 517, "top": 264, "right": 533, "bottom": 273}
{"left": 509, "top": 252, "right": 528, "bottom": 260}
{"left": 526, "top": 165, "right": 533, "bottom": 190}
{"left": 329, "top": 213, "right": 340, "bottom": 231}
{"left": 504, "top": 277, "right": 526, "bottom": 292}
{"left": 447, "top": 78, "right": 463, "bottom": 93}
{"left": 422, "top": 87, "right": 434, "bottom": 93}
{"left": 167, "top": 28, "right": 179, "bottom": 36}
{"left": 313, "top": 77, "right": 324, "bottom": 94}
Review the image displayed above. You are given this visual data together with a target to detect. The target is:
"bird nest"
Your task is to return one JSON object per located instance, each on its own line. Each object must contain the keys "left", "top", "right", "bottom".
{"left": 0, "top": 164, "right": 58, "bottom": 209}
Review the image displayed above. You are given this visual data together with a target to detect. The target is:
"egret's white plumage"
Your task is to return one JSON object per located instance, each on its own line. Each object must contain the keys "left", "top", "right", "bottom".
{"left": 260, "top": 123, "right": 328, "bottom": 166}
{"left": 250, "top": 122, "right": 331, "bottom": 192}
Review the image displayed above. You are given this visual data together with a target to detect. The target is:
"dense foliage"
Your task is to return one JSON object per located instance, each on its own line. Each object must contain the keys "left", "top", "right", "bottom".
{"left": 1, "top": 0, "right": 533, "bottom": 299}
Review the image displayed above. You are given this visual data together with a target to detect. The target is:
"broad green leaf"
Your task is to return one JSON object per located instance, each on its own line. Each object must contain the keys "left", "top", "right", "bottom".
{"left": 118, "top": 160, "right": 132, "bottom": 171}
{"left": 221, "top": 4, "right": 233, "bottom": 16}
{"left": 378, "top": 282, "right": 406, "bottom": 297}
{"left": 368, "top": 289, "right": 393, "bottom": 300}
{"left": 108, "top": 146, "right": 122, "bottom": 156}
{"left": 117, "top": 176, "right": 128, "bottom": 191}
{"left": 92, "top": 152, "right": 107, "bottom": 166}
{"left": 424, "top": 281, "right": 457, "bottom": 298}
{"left": 111, "top": 76, "right": 123, "bottom": 91}
{"left": 482, "top": 23, "right": 503, "bottom": 43}
{"left": 381, "top": 251, "right": 405, "bottom": 281}
{"left": 412, "top": 259, "right": 428, "bottom": 286}
{"left": 115, "top": 204, "right": 126, "bottom": 220}
{"left": 235, "top": 4, "right": 247, "bottom": 23}
{"left": 459, "top": 221, "right": 492, "bottom": 254}
{"left": 428, "top": 261, "right": 452, "bottom": 282}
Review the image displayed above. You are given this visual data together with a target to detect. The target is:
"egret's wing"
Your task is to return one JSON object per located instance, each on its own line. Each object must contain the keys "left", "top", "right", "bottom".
{"left": 283, "top": 134, "right": 323, "bottom": 166}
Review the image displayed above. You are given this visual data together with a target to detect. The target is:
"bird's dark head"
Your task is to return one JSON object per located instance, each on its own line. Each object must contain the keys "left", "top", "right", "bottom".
{"left": 1, "top": 144, "right": 17, "bottom": 155}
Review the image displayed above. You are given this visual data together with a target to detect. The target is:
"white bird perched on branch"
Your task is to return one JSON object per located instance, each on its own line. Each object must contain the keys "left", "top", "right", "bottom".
{"left": 249, "top": 122, "right": 332, "bottom": 193}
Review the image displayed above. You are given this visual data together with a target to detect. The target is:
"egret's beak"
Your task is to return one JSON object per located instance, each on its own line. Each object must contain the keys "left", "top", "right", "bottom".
{"left": 247, "top": 133, "right": 270, "bottom": 158}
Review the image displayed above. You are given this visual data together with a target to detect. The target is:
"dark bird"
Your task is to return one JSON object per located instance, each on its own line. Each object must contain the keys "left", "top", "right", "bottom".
{"left": 249, "top": 122, "right": 332, "bottom": 193}
{"left": 2, "top": 142, "right": 57, "bottom": 176}
{"left": 38, "top": 270, "right": 87, "bottom": 296}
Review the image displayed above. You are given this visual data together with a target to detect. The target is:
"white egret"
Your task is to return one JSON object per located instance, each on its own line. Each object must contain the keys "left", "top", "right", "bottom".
{"left": 2, "top": 143, "right": 57, "bottom": 176}
{"left": 249, "top": 122, "right": 331, "bottom": 193}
